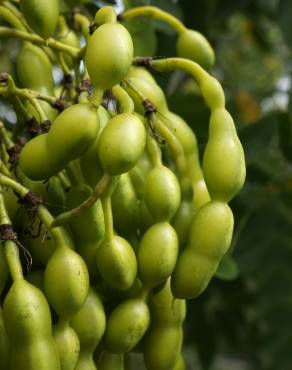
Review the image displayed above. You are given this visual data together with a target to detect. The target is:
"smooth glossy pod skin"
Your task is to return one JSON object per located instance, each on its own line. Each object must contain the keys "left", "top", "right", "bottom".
{"left": 19, "top": 133, "right": 64, "bottom": 181}
{"left": 80, "top": 105, "right": 110, "bottom": 188}
{"left": 17, "top": 43, "right": 54, "bottom": 92}
{"left": 3, "top": 279, "right": 60, "bottom": 370}
{"left": 138, "top": 222, "right": 179, "bottom": 288}
{"left": 0, "top": 247, "right": 8, "bottom": 295}
{"left": 0, "top": 305, "right": 10, "bottom": 369}
{"left": 44, "top": 247, "right": 89, "bottom": 318}
{"left": 127, "top": 67, "right": 157, "bottom": 85}
{"left": 98, "top": 351, "right": 124, "bottom": 370}
{"left": 149, "top": 279, "right": 186, "bottom": 326}
{"left": 19, "top": 0, "right": 59, "bottom": 38}
{"left": 203, "top": 108, "right": 246, "bottom": 202}
{"left": 66, "top": 183, "right": 104, "bottom": 280}
{"left": 144, "top": 327, "right": 183, "bottom": 370}
{"left": 176, "top": 29, "right": 215, "bottom": 70}
{"left": 53, "top": 320, "right": 80, "bottom": 370}
{"left": 111, "top": 173, "right": 140, "bottom": 237}
{"left": 171, "top": 200, "right": 196, "bottom": 248}
{"left": 98, "top": 113, "right": 146, "bottom": 175}
{"left": 104, "top": 298, "right": 150, "bottom": 353}
{"left": 71, "top": 288, "right": 106, "bottom": 370}
{"left": 173, "top": 354, "right": 186, "bottom": 370}
{"left": 97, "top": 235, "right": 137, "bottom": 291}
{"left": 85, "top": 23, "right": 133, "bottom": 89}
{"left": 171, "top": 201, "right": 234, "bottom": 299}
{"left": 144, "top": 166, "right": 181, "bottom": 222}
{"left": 47, "top": 103, "right": 99, "bottom": 163}
{"left": 124, "top": 77, "right": 168, "bottom": 115}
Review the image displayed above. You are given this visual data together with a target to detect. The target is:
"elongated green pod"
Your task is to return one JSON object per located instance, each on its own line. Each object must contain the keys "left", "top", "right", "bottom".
{"left": 19, "top": 0, "right": 59, "bottom": 38}
{"left": 71, "top": 288, "right": 106, "bottom": 370}
{"left": 171, "top": 201, "right": 234, "bottom": 299}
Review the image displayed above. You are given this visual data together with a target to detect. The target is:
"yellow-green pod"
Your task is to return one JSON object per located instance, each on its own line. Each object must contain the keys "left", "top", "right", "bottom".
{"left": 3, "top": 279, "right": 61, "bottom": 370}
{"left": 98, "top": 113, "right": 146, "bottom": 175}
{"left": 171, "top": 201, "right": 234, "bottom": 299}
{"left": 44, "top": 246, "right": 90, "bottom": 318}
{"left": 19, "top": 0, "right": 59, "bottom": 39}
{"left": 70, "top": 288, "right": 106, "bottom": 370}
{"left": 150, "top": 279, "right": 186, "bottom": 326}
{"left": 126, "top": 67, "right": 157, "bottom": 85}
{"left": 0, "top": 247, "right": 8, "bottom": 295}
{"left": 176, "top": 29, "right": 215, "bottom": 70}
{"left": 111, "top": 173, "right": 140, "bottom": 237}
{"left": 104, "top": 297, "right": 150, "bottom": 353}
{"left": 203, "top": 108, "right": 246, "bottom": 202}
{"left": 80, "top": 105, "right": 110, "bottom": 188}
{"left": 124, "top": 77, "right": 168, "bottom": 115}
{"left": 19, "top": 133, "right": 64, "bottom": 181}
{"left": 53, "top": 320, "right": 80, "bottom": 370}
{"left": 138, "top": 222, "right": 179, "bottom": 288}
{"left": 98, "top": 351, "right": 124, "bottom": 370}
{"left": 47, "top": 103, "right": 100, "bottom": 165}
{"left": 0, "top": 305, "right": 10, "bottom": 369}
{"left": 171, "top": 199, "right": 196, "bottom": 248}
{"left": 144, "top": 326, "right": 183, "bottom": 370}
{"left": 85, "top": 23, "right": 133, "bottom": 89}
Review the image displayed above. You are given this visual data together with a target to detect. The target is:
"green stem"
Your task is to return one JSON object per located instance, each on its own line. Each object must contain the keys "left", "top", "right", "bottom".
{"left": 146, "top": 134, "right": 162, "bottom": 167}
{"left": 4, "top": 240, "right": 23, "bottom": 281}
{"left": 90, "top": 88, "right": 105, "bottom": 107}
{"left": 102, "top": 196, "right": 114, "bottom": 242}
{"left": 0, "top": 122, "right": 14, "bottom": 149}
{"left": 65, "top": 162, "right": 81, "bottom": 187}
{"left": 50, "top": 173, "right": 113, "bottom": 228}
{"left": 0, "top": 188, "right": 11, "bottom": 224}
{"left": 121, "top": 6, "right": 186, "bottom": 34}
{"left": 73, "top": 13, "right": 90, "bottom": 41}
{"left": 139, "top": 57, "right": 225, "bottom": 110}
{"left": 0, "top": 26, "right": 82, "bottom": 58}
{"left": 112, "top": 85, "right": 134, "bottom": 114}
{"left": 0, "top": 5, "right": 26, "bottom": 31}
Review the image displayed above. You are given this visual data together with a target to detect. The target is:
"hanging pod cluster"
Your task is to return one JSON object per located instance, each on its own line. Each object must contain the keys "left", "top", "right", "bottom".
{"left": 0, "top": 3, "right": 245, "bottom": 370}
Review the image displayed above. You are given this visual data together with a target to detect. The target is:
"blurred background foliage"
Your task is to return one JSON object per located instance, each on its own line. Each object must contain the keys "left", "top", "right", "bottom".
{"left": 1, "top": 0, "right": 292, "bottom": 369}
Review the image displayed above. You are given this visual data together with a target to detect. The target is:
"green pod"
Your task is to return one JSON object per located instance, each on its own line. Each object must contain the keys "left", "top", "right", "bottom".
{"left": 44, "top": 247, "right": 89, "bottom": 318}
{"left": 104, "top": 298, "right": 150, "bottom": 353}
{"left": 162, "top": 111, "right": 197, "bottom": 156}
{"left": 66, "top": 182, "right": 104, "bottom": 280}
{"left": 124, "top": 77, "right": 168, "bottom": 115}
{"left": 144, "top": 166, "right": 181, "bottom": 222}
{"left": 138, "top": 222, "right": 179, "bottom": 288}
{"left": 171, "top": 200, "right": 196, "bottom": 248}
{"left": 96, "top": 235, "right": 137, "bottom": 291}
{"left": 150, "top": 279, "right": 186, "bottom": 326}
{"left": 85, "top": 23, "right": 133, "bottom": 89}
{"left": 3, "top": 279, "right": 60, "bottom": 370}
{"left": 98, "top": 113, "right": 146, "bottom": 175}
{"left": 80, "top": 105, "right": 111, "bottom": 188}
{"left": 176, "top": 29, "right": 215, "bottom": 70}
{"left": 0, "top": 246, "right": 8, "bottom": 295}
{"left": 19, "top": 0, "right": 59, "bottom": 38}
{"left": 17, "top": 43, "right": 54, "bottom": 93}
{"left": 3, "top": 186, "right": 20, "bottom": 222}
{"left": 53, "top": 320, "right": 80, "bottom": 370}
{"left": 139, "top": 200, "right": 155, "bottom": 234}
{"left": 98, "top": 351, "right": 124, "bottom": 370}
{"left": 173, "top": 354, "right": 186, "bottom": 370}
{"left": 0, "top": 305, "right": 10, "bottom": 369}
{"left": 19, "top": 133, "right": 63, "bottom": 181}
{"left": 203, "top": 108, "right": 246, "bottom": 202}
{"left": 111, "top": 173, "right": 140, "bottom": 237}
{"left": 71, "top": 288, "right": 106, "bottom": 370}
{"left": 47, "top": 103, "right": 100, "bottom": 165}
{"left": 58, "top": 29, "right": 80, "bottom": 69}
{"left": 127, "top": 67, "right": 157, "bottom": 85}
{"left": 171, "top": 201, "right": 234, "bottom": 299}
{"left": 144, "top": 326, "right": 183, "bottom": 370}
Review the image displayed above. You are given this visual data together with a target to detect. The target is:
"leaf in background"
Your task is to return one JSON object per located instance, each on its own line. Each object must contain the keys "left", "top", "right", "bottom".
{"left": 215, "top": 255, "right": 239, "bottom": 281}
{"left": 277, "top": 111, "right": 292, "bottom": 163}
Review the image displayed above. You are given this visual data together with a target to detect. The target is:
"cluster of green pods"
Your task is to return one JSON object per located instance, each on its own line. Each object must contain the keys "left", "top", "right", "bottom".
{"left": 0, "top": 3, "right": 246, "bottom": 370}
